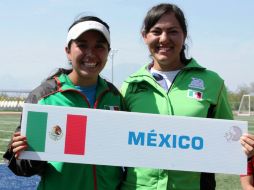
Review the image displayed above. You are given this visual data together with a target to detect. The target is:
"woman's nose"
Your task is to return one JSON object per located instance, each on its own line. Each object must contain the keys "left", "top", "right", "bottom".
{"left": 85, "top": 48, "right": 92, "bottom": 56}
{"left": 82, "top": 48, "right": 96, "bottom": 59}
{"left": 159, "top": 32, "right": 169, "bottom": 43}
{"left": 81, "top": 47, "right": 93, "bottom": 56}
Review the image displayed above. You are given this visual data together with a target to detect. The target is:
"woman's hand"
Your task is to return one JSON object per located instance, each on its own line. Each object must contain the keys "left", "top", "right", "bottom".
{"left": 241, "top": 133, "right": 254, "bottom": 157}
{"left": 11, "top": 132, "right": 28, "bottom": 159}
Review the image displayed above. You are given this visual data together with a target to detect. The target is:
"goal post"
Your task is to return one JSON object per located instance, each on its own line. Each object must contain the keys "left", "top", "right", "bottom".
{"left": 238, "top": 94, "right": 254, "bottom": 116}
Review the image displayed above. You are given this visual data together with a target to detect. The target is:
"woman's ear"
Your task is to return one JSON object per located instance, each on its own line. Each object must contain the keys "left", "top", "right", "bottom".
{"left": 65, "top": 46, "right": 70, "bottom": 54}
{"left": 142, "top": 31, "right": 148, "bottom": 44}
{"left": 65, "top": 46, "right": 71, "bottom": 61}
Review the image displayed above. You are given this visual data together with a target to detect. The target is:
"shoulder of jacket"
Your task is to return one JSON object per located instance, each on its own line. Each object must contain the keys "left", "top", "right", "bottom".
{"left": 105, "top": 80, "right": 121, "bottom": 96}
{"left": 185, "top": 65, "right": 224, "bottom": 83}
{"left": 123, "top": 66, "right": 152, "bottom": 85}
{"left": 202, "top": 69, "right": 224, "bottom": 84}
{"left": 185, "top": 59, "right": 223, "bottom": 82}
{"left": 25, "top": 79, "right": 58, "bottom": 103}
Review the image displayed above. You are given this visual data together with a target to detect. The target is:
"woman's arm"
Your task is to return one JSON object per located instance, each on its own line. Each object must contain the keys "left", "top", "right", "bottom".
{"left": 240, "top": 175, "right": 254, "bottom": 190}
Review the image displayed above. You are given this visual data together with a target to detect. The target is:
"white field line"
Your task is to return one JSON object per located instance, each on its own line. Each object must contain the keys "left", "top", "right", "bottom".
{"left": 0, "top": 138, "right": 10, "bottom": 142}
{"left": 0, "top": 130, "right": 13, "bottom": 133}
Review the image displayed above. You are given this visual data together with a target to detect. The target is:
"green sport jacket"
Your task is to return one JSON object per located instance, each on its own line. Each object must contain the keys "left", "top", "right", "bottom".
{"left": 120, "top": 59, "right": 233, "bottom": 190}
{"left": 4, "top": 72, "right": 124, "bottom": 190}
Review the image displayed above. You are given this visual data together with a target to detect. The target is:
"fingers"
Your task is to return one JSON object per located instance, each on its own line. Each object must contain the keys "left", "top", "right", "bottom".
{"left": 11, "top": 132, "right": 28, "bottom": 159}
{"left": 12, "top": 132, "right": 26, "bottom": 142}
{"left": 241, "top": 133, "right": 254, "bottom": 157}
{"left": 241, "top": 145, "right": 249, "bottom": 157}
{"left": 241, "top": 141, "right": 254, "bottom": 157}
{"left": 242, "top": 133, "right": 254, "bottom": 140}
{"left": 241, "top": 133, "right": 254, "bottom": 148}
{"left": 13, "top": 145, "right": 28, "bottom": 159}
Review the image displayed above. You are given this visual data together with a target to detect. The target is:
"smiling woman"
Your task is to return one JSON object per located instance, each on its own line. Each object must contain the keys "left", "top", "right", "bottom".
{"left": 3, "top": 15, "right": 124, "bottom": 190}
{"left": 65, "top": 18, "right": 111, "bottom": 87}
{"left": 67, "top": 30, "right": 109, "bottom": 86}
{"left": 142, "top": 12, "right": 186, "bottom": 71}
{"left": 120, "top": 3, "right": 254, "bottom": 190}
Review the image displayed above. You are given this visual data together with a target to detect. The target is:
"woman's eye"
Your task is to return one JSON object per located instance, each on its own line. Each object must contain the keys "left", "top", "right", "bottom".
{"left": 169, "top": 29, "right": 180, "bottom": 35}
{"left": 151, "top": 30, "right": 161, "bottom": 35}
{"left": 95, "top": 44, "right": 106, "bottom": 49}
{"left": 77, "top": 43, "right": 88, "bottom": 48}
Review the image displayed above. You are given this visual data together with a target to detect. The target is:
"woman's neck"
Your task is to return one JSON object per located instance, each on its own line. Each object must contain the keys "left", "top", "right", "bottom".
{"left": 152, "top": 60, "right": 184, "bottom": 71}
{"left": 68, "top": 72, "right": 98, "bottom": 87}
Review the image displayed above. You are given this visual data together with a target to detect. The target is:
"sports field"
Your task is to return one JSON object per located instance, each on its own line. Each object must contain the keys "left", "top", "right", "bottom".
{"left": 0, "top": 113, "right": 254, "bottom": 190}
{"left": 0, "top": 113, "right": 21, "bottom": 162}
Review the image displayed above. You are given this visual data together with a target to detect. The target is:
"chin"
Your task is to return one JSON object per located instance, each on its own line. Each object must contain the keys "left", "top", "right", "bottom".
{"left": 154, "top": 54, "right": 169, "bottom": 60}
{"left": 157, "top": 58, "right": 171, "bottom": 64}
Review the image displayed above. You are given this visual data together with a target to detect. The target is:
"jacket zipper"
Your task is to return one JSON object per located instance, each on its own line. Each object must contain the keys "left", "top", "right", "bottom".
{"left": 59, "top": 87, "right": 111, "bottom": 190}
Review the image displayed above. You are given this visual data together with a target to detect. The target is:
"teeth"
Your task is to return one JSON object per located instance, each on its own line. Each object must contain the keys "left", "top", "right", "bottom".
{"left": 82, "top": 62, "right": 97, "bottom": 68}
{"left": 158, "top": 47, "right": 172, "bottom": 52}
{"left": 161, "top": 48, "right": 170, "bottom": 51}
{"left": 85, "top": 63, "right": 96, "bottom": 68}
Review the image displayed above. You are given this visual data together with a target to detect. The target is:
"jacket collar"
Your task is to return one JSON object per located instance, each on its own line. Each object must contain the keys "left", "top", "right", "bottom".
{"left": 55, "top": 74, "right": 109, "bottom": 94}
{"left": 125, "top": 58, "right": 206, "bottom": 84}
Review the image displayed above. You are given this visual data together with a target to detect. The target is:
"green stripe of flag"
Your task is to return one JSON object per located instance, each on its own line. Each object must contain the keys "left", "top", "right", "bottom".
{"left": 26, "top": 111, "right": 48, "bottom": 152}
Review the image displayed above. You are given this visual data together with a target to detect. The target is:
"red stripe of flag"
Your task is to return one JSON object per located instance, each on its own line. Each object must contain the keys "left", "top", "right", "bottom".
{"left": 64, "top": 114, "right": 87, "bottom": 155}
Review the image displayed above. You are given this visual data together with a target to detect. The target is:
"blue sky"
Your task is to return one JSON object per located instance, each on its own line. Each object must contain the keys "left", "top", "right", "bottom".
{"left": 0, "top": 0, "right": 253, "bottom": 92}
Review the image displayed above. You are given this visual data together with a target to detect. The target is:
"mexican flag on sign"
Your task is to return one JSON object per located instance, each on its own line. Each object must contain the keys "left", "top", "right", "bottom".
{"left": 25, "top": 111, "right": 87, "bottom": 155}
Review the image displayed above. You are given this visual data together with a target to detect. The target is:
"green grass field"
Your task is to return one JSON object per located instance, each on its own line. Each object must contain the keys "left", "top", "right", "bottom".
{"left": 0, "top": 113, "right": 254, "bottom": 190}
{"left": 0, "top": 113, "right": 20, "bottom": 161}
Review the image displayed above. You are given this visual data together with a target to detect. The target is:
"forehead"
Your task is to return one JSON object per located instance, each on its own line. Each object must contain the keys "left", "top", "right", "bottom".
{"left": 76, "top": 30, "right": 107, "bottom": 42}
{"left": 152, "top": 13, "right": 181, "bottom": 28}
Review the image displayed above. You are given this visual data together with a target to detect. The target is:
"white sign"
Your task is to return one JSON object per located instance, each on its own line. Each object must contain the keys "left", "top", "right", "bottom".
{"left": 20, "top": 103, "right": 247, "bottom": 175}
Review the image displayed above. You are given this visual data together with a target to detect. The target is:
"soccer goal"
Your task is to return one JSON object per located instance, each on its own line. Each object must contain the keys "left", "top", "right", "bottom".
{"left": 238, "top": 94, "right": 254, "bottom": 116}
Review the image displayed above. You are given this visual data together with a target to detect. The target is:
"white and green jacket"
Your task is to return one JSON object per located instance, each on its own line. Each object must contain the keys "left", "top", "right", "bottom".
{"left": 120, "top": 58, "right": 233, "bottom": 190}
{"left": 4, "top": 71, "right": 124, "bottom": 190}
